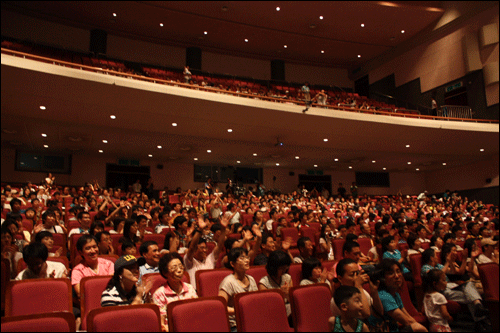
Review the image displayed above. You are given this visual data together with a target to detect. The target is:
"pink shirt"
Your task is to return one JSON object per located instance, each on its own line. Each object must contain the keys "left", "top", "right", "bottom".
{"left": 71, "top": 257, "right": 115, "bottom": 285}
{"left": 153, "top": 281, "right": 198, "bottom": 316}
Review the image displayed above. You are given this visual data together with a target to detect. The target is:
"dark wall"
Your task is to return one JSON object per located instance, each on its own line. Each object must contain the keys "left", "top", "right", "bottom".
{"left": 455, "top": 186, "right": 499, "bottom": 206}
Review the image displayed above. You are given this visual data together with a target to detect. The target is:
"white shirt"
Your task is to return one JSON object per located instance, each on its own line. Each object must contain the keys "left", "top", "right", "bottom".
{"left": 423, "top": 292, "right": 449, "bottom": 327}
{"left": 15, "top": 260, "right": 67, "bottom": 280}
{"left": 265, "top": 219, "right": 274, "bottom": 231}
{"left": 184, "top": 251, "right": 216, "bottom": 291}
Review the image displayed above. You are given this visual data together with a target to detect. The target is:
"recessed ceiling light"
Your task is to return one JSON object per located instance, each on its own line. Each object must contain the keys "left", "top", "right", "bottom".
{"left": 43, "top": 145, "right": 49, "bottom": 148}
{"left": 113, "top": 13, "right": 117, "bottom": 17}
{"left": 99, "top": 150, "right": 103, "bottom": 153}
{"left": 349, "top": 166, "right": 353, "bottom": 169}
{"left": 227, "top": 129, "right": 233, "bottom": 132}
{"left": 244, "top": 39, "right": 249, "bottom": 42}
{"left": 160, "top": 23, "right": 163, "bottom": 27}
{"left": 372, "top": 160, "right": 376, "bottom": 163}
{"left": 321, "top": 50, "right": 325, "bottom": 54}
{"left": 401, "top": 30, "right": 405, "bottom": 33}
{"left": 207, "top": 150, "right": 211, "bottom": 153}
{"left": 407, "top": 162, "right": 411, "bottom": 164}
{"left": 157, "top": 145, "right": 162, "bottom": 149}
{"left": 416, "top": 168, "right": 420, "bottom": 171}
{"left": 41, "top": 133, "right": 47, "bottom": 137}
{"left": 194, "top": 158, "right": 198, "bottom": 161}
{"left": 237, "top": 161, "right": 241, "bottom": 163}
{"left": 284, "top": 45, "right": 287, "bottom": 48}
{"left": 102, "top": 140, "right": 108, "bottom": 143}
{"left": 110, "top": 115, "right": 116, "bottom": 119}
{"left": 148, "top": 154, "right": 153, "bottom": 157}
{"left": 276, "top": 7, "right": 280, "bottom": 11}
{"left": 358, "top": 55, "right": 361, "bottom": 58}
{"left": 383, "top": 167, "right": 387, "bottom": 170}
{"left": 442, "top": 162, "right": 447, "bottom": 165}
{"left": 204, "top": 31, "right": 207, "bottom": 35}
{"left": 295, "top": 156, "right": 300, "bottom": 159}
{"left": 172, "top": 123, "right": 177, "bottom": 127}
{"left": 406, "top": 144, "right": 410, "bottom": 148}
{"left": 319, "top": 16, "right": 324, "bottom": 20}
{"left": 40, "top": 106, "right": 46, "bottom": 110}
{"left": 480, "top": 148, "right": 484, "bottom": 152}
{"left": 276, "top": 163, "right": 280, "bottom": 166}
{"left": 314, "top": 165, "right": 318, "bottom": 168}
{"left": 334, "top": 158, "right": 338, "bottom": 162}
{"left": 253, "top": 153, "right": 257, "bottom": 156}
{"left": 323, "top": 138, "right": 328, "bottom": 142}
{"left": 361, "top": 23, "right": 365, "bottom": 27}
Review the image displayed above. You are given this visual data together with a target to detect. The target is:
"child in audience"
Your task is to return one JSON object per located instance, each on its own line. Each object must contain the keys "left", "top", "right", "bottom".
{"left": 329, "top": 285, "right": 369, "bottom": 332}
{"left": 35, "top": 230, "right": 63, "bottom": 257}
{"left": 422, "top": 269, "right": 452, "bottom": 332}
{"left": 121, "top": 240, "right": 137, "bottom": 255}
{"left": 381, "top": 235, "right": 412, "bottom": 282}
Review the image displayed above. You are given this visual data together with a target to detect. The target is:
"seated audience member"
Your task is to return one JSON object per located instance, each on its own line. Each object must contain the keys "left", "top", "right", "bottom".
{"left": 299, "top": 257, "right": 334, "bottom": 292}
{"left": 1, "top": 227, "right": 22, "bottom": 279}
{"left": 373, "top": 259, "right": 428, "bottom": 332}
{"left": 121, "top": 240, "right": 137, "bottom": 255}
{"left": 293, "top": 236, "right": 314, "bottom": 263}
{"left": 35, "top": 230, "right": 63, "bottom": 257}
{"left": 381, "top": 235, "right": 412, "bottom": 282}
{"left": 335, "top": 224, "right": 348, "bottom": 239}
{"left": 319, "top": 224, "right": 335, "bottom": 260}
{"left": 443, "top": 232, "right": 463, "bottom": 251}
{"left": 422, "top": 269, "right": 452, "bottom": 332}
{"left": 2, "top": 218, "right": 29, "bottom": 252}
{"left": 345, "top": 234, "right": 371, "bottom": 263}
{"left": 89, "top": 220, "right": 104, "bottom": 236}
{"left": 416, "top": 225, "right": 430, "bottom": 243}
{"left": 398, "top": 226, "right": 409, "bottom": 245}
{"left": 466, "top": 222, "right": 481, "bottom": 240}
{"left": 34, "top": 210, "right": 65, "bottom": 235}
{"left": 329, "top": 285, "right": 370, "bottom": 332}
{"left": 153, "top": 252, "right": 198, "bottom": 331}
{"left": 430, "top": 235, "right": 444, "bottom": 253}
{"left": 154, "top": 211, "right": 172, "bottom": 234}
{"left": 358, "top": 223, "right": 372, "bottom": 239}
{"left": 477, "top": 237, "right": 498, "bottom": 264}
{"left": 421, "top": 248, "right": 490, "bottom": 330}
{"left": 333, "top": 241, "right": 374, "bottom": 278}
{"left": 253, "top": 232, "right": 276, "bottom": 266}
{"left": 219, "top": 247, "right": 258, "bottom": 330}
{"left": 332, "top": 258, "right": 384, "bottom": 326}
{"left": 109, "top": 217, "right": 126, "bottom": 235}
{"left": 258, "top": 250, "right": 293, "bottom": 317}
{"left": 184, "top": 215, "right": 227, "bottom": 290}
{"left": 136, "top": 214, "right": 152, "bottom": 241}
{"left": 68, "top": 211, "right": 92, "bottom": 238}
{"left": 119, "top": 219, "right": 140, "bottom": 247}
{"left": 95, "top": 231, "right": 114, "bottom": 255}
{"left": 406, "top": 233, "right": 424, "bottom": 261}
{"left": 160, "top": 231, "right": 181, "bottom": 255}
{"left": 101, "top": 255, "right": 153, "bottom": 307}
{"left": 15, "top": 241, "right": 67, "bottom": 280}
{"left": 138, "top": 240, "right": 160, "bottom": 283}
{"left": 72, "top": 235, "right": 115, "bottom": 300}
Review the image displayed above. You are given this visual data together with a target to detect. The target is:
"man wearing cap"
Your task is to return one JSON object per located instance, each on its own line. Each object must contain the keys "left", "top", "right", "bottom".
{"left": 477, "top": 238, "right": 499, "bottom": 264}
{"left": 101, "top": 254, "right": 152, "bottom": 307}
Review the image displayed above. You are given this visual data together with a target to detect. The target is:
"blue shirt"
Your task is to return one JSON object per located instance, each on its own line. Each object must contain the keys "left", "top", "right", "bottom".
{"left": 378, "top": 290, "right": 404, "bottom": 332}
{"left": 421, "top": 263, "right": 449, "bottom": 282}
{"left": 138, "top": 263, "right": 159, "bottom": 284}
{"left": 382, "top": 250, "right": 410, "bottom": 274}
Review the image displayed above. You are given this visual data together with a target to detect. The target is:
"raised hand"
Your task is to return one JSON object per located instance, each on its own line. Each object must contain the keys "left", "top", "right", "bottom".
{"left": 281, "top": 281, "right": 290, "bottom": 295}
{"left": 281, "top": 237, "right": 292, "bottom": 251}
{"left": 54, "top": 247, "right": 63, "bottom": 257}
{"left": 197, "top": 215, "right": 207, "bottom": 230}
{"left": 220, "top": 213, "right": 230, "bottom": 228}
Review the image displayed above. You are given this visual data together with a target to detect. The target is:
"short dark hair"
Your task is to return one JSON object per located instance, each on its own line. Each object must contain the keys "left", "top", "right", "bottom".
{"left": 23, "top": 242, "right": 49, "bottom": 262}
{"left": 266, "top": 250, "right": 291, "bottom": 277}
{"left": 76, "top": 234, "right": 98, "bottom": 252}
{"left": 139, "top": 241, "right": 158, "bottom": 256}
{"left": 345, "top": 233, "right": 358, "bottom": 243}
{"left": 297, "top": 237, "right": 311, "bottom": 250}
{"left": 422, "top": 248, "right": 435, "bottom": 265}
{"left": 334, "top": 285, "right": 361, "bottom": 308}
{"left": 336, "top": 258, "right": 357, "bottom": 278}
{"left": 94, "top": 231, "right": 111, "bottom": 243}
{"left": 41, "top": 210, "right": 56, "bottom": 221}
{"left": 121, "top": 240, "right": 136, "bottom": 252}
{"left": 34, "top": 230, "right": 53, "bottom": 243}
{"left": 381, "top": 236, "right": 395, "bottom": 253}
{"left": 301, "top": 257, "right": 321, "bottom": 281}
{"left": 407, "top": 233, "right": 419, "bottom": 249}
{"left": 226, "top": 247, "right": 248, "bottom": 270}
{"left": 173, "top": 216, "right": 188, "bottom": 229}
{"left": 377, "top": 258, "right": 403, "bottom": 291}
{"left": 77, "top": 211, "right": 90, "bottom": 220}
{"left": 342, "top": 241, "right": 360, "bottom": 256}
{"left": 159, "top": 252, "right": 183, "bottom": 279}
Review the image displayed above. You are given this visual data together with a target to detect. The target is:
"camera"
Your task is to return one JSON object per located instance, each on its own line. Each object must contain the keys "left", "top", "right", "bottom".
{"left": 365, "top": 268, "right": 384, "bottom": 283}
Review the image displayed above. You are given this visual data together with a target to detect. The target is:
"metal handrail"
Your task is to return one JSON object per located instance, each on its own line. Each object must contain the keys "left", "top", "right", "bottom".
{"left": 439, "top": 105, "right": 473, "bottom": 119}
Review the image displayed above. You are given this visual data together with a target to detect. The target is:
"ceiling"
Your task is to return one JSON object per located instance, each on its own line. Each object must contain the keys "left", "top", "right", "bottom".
{"left": 1, "top": 58, "right": 498, "bottom": 174}
{"left": 1, "top": 1, "right": 449, "bottom": 69}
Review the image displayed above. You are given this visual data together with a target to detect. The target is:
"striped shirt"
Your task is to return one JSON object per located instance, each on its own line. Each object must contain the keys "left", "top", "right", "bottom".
{"left": 101, "top": 285, "right": 142, "bottom": 307}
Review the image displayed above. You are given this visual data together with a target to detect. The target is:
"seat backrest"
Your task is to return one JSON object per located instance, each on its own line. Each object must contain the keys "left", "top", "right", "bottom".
{"left": 357, "top": 237, "right": 373, "bottom": 255}
{"left": 408, "top": 253, "right": 423, "bottom": 287}
{"left": 280, "top": 228, "right": 299, "bottom": 247}
{"left": 80, "top": 275, "right": 113, "bottom": 330}
{"left": 235, "top": 290, "right": 293, "bottom": 332}
{"left": 288, "top": 263, "right": 303, "bottom": 287}
{"left": 289, "top": 283, "right": 332, "bottom": 332}
{"left": 195, "top": 268, "right": 231, "bottom": 298}
{"left": 1, "top": 258, "right": 10, "bottom": 312}
{"left": 399, "top": 277, "right": 419, "bottom": 317}
{"left": 1, "top": 312, "right": 76, "bottom": 332}
{"left": 332, "top": 239, "right": 346, "bottom": 260}
{"left": 87, "top": 304, "right": 161, "bottom": 332}
{"left": 477, "top": 263, "right": 499, "bottom": 301}
{"left": 300, "top": 227, "right": 317, "bottom": 246}
{"left": 308, "top": 222, "right": 321, "bottom": 232}
{"left": 168, "top": 296, "right": 230, "bottom": 332}
{"left": 5, "top": 278, "right": 72, "bottom": 316}
{"left": 142, "top": 234, "right": 166, "bottom": 250}
{"left": 246, "top": 265, "right": 268, "bottom": 285}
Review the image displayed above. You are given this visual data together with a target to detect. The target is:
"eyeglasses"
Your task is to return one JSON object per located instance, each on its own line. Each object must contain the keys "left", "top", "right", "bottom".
{"left": 168, "top": 264, "right": 184, "bottom": 271}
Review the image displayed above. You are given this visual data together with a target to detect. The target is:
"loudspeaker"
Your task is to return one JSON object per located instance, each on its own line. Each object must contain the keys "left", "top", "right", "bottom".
{"left": 186, "top": 47, "right": 202, "bottom": 70}
{"left": 157, "top": 164, "right": 164, "bottom": 170}
{"left": 90, "top": 29, "right": 107, "bottom": 55}
{"left": 271, "top": 59, "right": 285, "bottom": 81}
{"left": 289, "top": 171, "right": 295, "bottom": 176}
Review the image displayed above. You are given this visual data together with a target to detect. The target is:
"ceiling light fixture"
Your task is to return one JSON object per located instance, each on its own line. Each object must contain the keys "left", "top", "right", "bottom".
{"left": 244, "top": 39, "right": 249, "bottom": 42}
{"left": 407, "top": 162, "right": 411, "bottom": 164}
{"left": 40, "top": 106, "right": 46, "bottom": 110}
{"left": 349, "top": 166, "right": 353, "bottom": 169}
{"left": 102, "top": 140, "right": 108, "bottom": 143}
{"left": 237, "top": 161, "right": 241, "bottom": 163}
{"left": 323, "top": 138, "right": 328, "bottom": 142}
{"left": 284, "top": 45, "right": 287, "bottom": 48}
{"left": 110, "top": 115, "right": 116, "bottom": 119}
{"left": 172, "top": 123, "right": 177, "bottom": 127}
{"left": 334, "top": 158, "right": 338, "bottom": 162}
{"left": 416, "top": 168, "right": 420, "bottom": 171}
{"left": 41, "top": 133, "right": 47, "bottom": 137}
{"left": 406, "top": 144, "right": 410, "bottom": 148}
{"left": 160, "top": 23, "right": 163, "bottom": 27}
{"left": 314, "top": 165, "right": 318, "bottom": 168}
{"left": 321, "top": 50, "right": 325, "bottom": 54}
{"left": 204, "top": 31, "right": 207, "bottom": 35}
{"left": 99, "top": 150, "right": 104, "bottom": 153}
{"left": 157, "top": 145, "right": 162, "bottom": 149}
{"left": 372, "top": 160, "right": 376, "bottom": 163}
{"left": 383, "top": 167, "right": 387, "bottom": 170}
{"left": 480, "top": 148, "right": 484, "bottom": 152}
{"left": 295, "top": 156, "right": 299, "bottom": 159}
{"left": 358, "top": 55, "right": 361, "bottom": 58}
{"left": 361, "top": 23, "right": 365, "bottom": 27}
{"left": 319, "top": 16, "right": 324, "bottom": 20}
{"left": 276, "top": 7, "right": 280, "bottom": 11}
{"left": 401, "top": 30, "right": 405, "bottom": 33}
{"left": 113, "top": 13, "right": 117, "bottom": 17}
{"left": 148, "top": 154, "right": 153, "bottom": 157}
{"left": 44, "top": 145, "right": 49, "bottom": 148}
{"left": 194, "top": 158, "right": 198, "bottom": 161}
{"left": 276, "top": 163, "right": 280, "bottom": 166}
{"left": 207, "top": 150, "right": 211, "bottom": 153}
{"left": 442, "top": 162, "right": 446, "bottom": 165}
{"left": 227, "top": 129, "right": 232, "bottom": 132}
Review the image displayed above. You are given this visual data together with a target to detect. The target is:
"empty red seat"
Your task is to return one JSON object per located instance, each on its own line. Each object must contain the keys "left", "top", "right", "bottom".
{"left": 195, "top": 268, "right": 231, "bottom": 298}
{"left": 167, "top": 296, "right": 230, "bottom": 332}
{"left": 87, "top": 304, "right": 161, "bottom": 332}
{"left": 289, "top": 283, "right": 332, "bottom": 332}
{"left": 1, "top": 312, "right": 76, "bottom": 332}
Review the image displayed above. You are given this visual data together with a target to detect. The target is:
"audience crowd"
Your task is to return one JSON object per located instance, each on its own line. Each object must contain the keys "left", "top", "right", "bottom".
{"left": 1, "top": 177, "right": 498, "bottom": 331}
